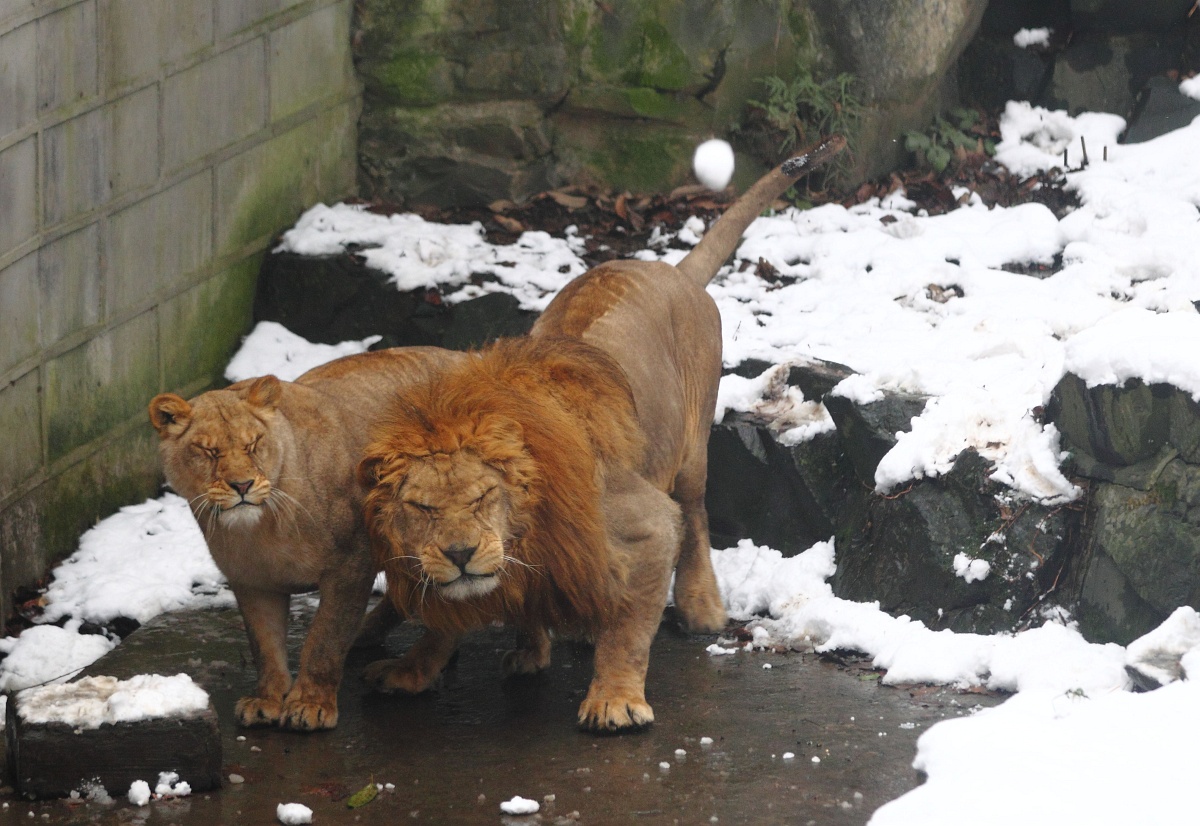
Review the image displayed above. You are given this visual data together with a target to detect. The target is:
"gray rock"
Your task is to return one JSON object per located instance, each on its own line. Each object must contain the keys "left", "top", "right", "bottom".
{"left": 823, "top": 390, "right": 929, "bottom": 487}
{"left": 1124, "top": 76, "right": 1200, "bottom": 144}
{"left": 1072, "top": 0, "right": 1192, "bottom": 34}
{"left": 1048, "top": 373, "right": 1171, "bottom": 468}
{"left": 1042, "top": 33, "right": 1180, "bottom": 119}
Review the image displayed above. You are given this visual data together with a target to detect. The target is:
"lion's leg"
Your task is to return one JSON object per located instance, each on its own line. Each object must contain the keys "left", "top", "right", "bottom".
{"left": 502, "top": 625, "right": 552, "bottom": 676}
{"left": 363, "top": 624, "right": 461, "bottom": 694}
{"left": 279, "top": 562, "right": 375, "bottom": 731}
{"left": 353, "top": 596, "right": 401, "bottom": 649}
{"left": 578, "top": 475, "right": 678, "bottom": 733}
{"left": 671, "top": 453, "right": 728, "bottom": 634}
{"left": 233, "top": 587, "right": 292, "bottom": 727}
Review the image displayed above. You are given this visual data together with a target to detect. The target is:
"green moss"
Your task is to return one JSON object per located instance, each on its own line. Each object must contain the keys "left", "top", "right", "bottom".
{"left": 587, "top": 133, "right": 692, "bottom": 192}
{"left": 370, "top": 50, "right": 445, "bottom": 106}
{"left": 632, "top": 19, "right": 690, "bottom": 90}
{"left": 161, "top": 260, "right": 260, "bottom": 394}
{"left": 623, "top": 87, "right": 686, "bottom": 120}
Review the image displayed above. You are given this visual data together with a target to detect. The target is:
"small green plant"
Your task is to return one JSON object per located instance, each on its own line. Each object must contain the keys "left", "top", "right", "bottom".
{"left": 905, "top": 108, "right": 996, "bottom": 173}
{"left": 748, "top": 67, "right": 863, "bottom": 187}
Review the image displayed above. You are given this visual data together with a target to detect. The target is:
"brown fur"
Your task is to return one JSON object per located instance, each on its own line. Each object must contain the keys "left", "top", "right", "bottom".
{"left": 148, "top": 347, "right": 462, "bottom": 731}
{"left": 360, "top": 337, "right": 684, "bottom": 730}
{"left": 531, "top": 136, "right": 848, "bottom": 634}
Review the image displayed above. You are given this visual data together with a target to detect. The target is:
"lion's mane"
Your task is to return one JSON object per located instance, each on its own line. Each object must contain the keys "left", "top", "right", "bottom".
{"left": 360, "top": 336, "right": 645, "bottom": 636}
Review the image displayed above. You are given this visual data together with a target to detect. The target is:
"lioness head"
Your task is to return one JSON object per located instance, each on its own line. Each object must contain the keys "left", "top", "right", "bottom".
{"left": 361, "top": 412, "right": 536, "bottom": 603}
{"left": 148, "top": 375, "right": 287, "bottom": 532}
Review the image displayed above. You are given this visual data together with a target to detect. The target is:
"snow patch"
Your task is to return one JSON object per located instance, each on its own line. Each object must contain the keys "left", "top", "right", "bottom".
{"left": 16, "top": 674, "right": 209, "bottom": 729}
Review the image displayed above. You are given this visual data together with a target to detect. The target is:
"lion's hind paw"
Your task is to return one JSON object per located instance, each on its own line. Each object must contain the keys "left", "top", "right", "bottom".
{"left": 577, "top": 696, "right": 654, "bottom": 733}
{"left": 235, "top": 696, "right": 284, "bottom": 727}
{"left": 501, "top": 646, "right": 551, "bottom": 676}
{"left": 363, "top": 658, "right": 437, "bottom": 694}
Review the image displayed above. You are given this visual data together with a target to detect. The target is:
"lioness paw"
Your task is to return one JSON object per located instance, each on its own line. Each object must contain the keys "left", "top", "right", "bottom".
{"left": 577, "top": 696, "right": 654, "bottom": 733}
{"left": 235, "top": 696, "right": 284, "bottom": 727}
{"left": 363, "top": 658, "right": 437, "bottom": 694}
{"left": 279, "top": 697, "right": 338, "bottom": 731}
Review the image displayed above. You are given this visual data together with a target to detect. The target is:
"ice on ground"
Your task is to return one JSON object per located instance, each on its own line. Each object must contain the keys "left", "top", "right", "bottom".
{"left": 869, "top": 679, "right": 1200, "bottom": 826}
{"left": 16, "top": 674, "right": 209, "bottom": 729}
{"left": 500, "top": 796, "right": 540, "bottom": 815}
{"left": 127, "top": 781, "right": 151, "bottom": 807}
{"left": 277, "top": 802, "right": 314, "bottom": 824}
{"left": 1125, "top": 606, "right": 1200, "bottom": 686}
{"left": 225, "top": 320, "right": 380, "bottom": 383}
{"left": 275, "top": 204, "right": 587, "bottom": 311}
{"left": 1181, "top": 75, "right": 1200, "bottom": 101}
{"left": 1012, "top": 27, "right": 1051, "bottom": 48}
{"left": 0, "top": 622, "right": 115, "bottom": 692}
{"left": 40, "top": 493, "right": 230, "bottom": 625}
{"left": 693, "top": 139, "right": 735, "bottom": 191}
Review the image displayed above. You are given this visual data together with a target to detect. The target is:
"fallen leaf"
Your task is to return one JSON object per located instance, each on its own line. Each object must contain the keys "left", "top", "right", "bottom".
{"left": 347, "top": 781, "right": 379, "bottom": 809}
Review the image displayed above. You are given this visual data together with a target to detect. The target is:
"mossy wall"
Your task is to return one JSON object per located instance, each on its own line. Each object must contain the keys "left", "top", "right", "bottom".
{"left": 0, "top": 0, "right": 360, "bottom": 620}
{"left": 354, "top": 0, "right": 986, "bottom": 205}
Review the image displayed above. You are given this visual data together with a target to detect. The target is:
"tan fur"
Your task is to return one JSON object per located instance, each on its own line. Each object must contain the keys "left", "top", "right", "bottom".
{"left": 361, "top": 337, "right": 683, "bottom": 731}
{"left": 532, "top": 136, "right": 847, "bottom": 635}
{"left": 148, "top": 347, "right": 462, "bottom": 731}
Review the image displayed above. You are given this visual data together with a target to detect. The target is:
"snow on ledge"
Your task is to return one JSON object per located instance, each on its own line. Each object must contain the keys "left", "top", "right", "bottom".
{"left": 17, "top": 674, "right": 210, "bottom": 729}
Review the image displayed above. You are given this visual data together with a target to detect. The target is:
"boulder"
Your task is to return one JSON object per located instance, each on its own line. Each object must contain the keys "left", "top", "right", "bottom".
{"left": 1124, "top": 76, "right": 1200, "bottom": 144}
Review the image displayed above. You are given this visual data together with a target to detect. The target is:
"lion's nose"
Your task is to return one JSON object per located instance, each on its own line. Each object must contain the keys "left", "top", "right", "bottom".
{"left": 443, "top": 544, "right": 476, "bottom": 571}
{"left": 229, "top": 479, "right": 253, "bottom": 496}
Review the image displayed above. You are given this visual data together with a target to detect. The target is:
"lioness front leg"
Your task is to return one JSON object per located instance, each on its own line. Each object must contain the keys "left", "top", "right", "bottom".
{"left": 364, "top": 626, "right": 461, "bottom": 694}
{"left": 502, "top": 626, "right": 552, "bottom": 676}
{"left": 280, "top": 564, "right": 375, "bottom": 731}
{"left": 233, "top": 588, "right": 292, "bottom": 727}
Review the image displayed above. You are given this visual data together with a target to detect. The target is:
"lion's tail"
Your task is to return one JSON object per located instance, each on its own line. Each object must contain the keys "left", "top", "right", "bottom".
{"left": 675, "top": 134, "right": 847, "bottom": 287}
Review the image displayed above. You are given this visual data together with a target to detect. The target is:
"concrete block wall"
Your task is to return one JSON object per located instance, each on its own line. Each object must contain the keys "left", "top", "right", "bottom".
{"left": 0, "top": 0, "right": 360, "bottom": 620}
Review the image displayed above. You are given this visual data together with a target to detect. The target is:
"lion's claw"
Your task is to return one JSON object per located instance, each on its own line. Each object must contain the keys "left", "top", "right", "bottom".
{"left": 235, "top": 696, "right": 284, "bottom": 727}
{"left": 577, "top": 696, "right": 654, "bottom": 733}
{"left": 279, "top": 697, "right": 338, "bottom": 731}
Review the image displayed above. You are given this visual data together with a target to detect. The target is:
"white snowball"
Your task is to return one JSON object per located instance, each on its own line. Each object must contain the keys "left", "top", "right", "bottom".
{"left": 277, "top": 803, "right": 313, "bottom": 824}
{"left": 693, "top": 139, "right": 735, "bottom": 190}
{"left": 500, "top": 796, "right": 540, "bottom": 815}
{"left": 127, "top": 781, "right": 151, "bottom": 807}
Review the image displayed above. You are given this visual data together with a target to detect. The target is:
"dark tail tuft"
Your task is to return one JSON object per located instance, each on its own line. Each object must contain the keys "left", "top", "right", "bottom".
{"left": 780, "top": 135, "right": 848, "bottom": 178}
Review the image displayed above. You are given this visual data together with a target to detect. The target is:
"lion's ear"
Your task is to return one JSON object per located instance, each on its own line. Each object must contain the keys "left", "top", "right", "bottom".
{"left": 243, "top": 375, "right": 282, "bottom": 412}
{"left": 148, "top": 394, "right": 192, "bottom": 437}
{"left": 357, "top": 453, "right": 386, "bottom": 488}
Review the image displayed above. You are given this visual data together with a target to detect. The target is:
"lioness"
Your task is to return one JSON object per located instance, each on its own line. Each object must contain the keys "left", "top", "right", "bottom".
{"left": 360, "top": 140, "right": 846, "bottom": 731}
{"left": 148, "top": 347, "right": 461, "bottom": 730}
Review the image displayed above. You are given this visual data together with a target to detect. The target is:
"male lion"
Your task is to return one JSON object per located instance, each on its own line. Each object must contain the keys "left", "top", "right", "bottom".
{"left": 360, "top": 336, "right": 683, "bottom": 731}
{"left": 360, "top": 140, "right": 846, "bottom": 732}
{"left": 148, "top": 347, "right": 461, "bottom": 730}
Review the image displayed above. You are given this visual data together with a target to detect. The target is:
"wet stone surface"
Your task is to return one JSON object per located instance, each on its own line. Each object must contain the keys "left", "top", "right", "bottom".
{"left": 0, "top": 604, "right": 1001, "bottom": 824}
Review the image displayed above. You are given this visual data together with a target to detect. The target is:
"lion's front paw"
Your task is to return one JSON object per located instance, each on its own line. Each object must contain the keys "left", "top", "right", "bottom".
{"left": 501, "top": 646, "right": 550, "bottom": 676}
{"left": 363, "top": 658, "right": 437, "bottom": 694}
{"left": 279, "top": 694, "right": 338, "bottom": 731}
{"left": 577, "top": 692, "right": 654, "bottom": 733}
{"left": 235, "top": 696, "right": 284, "bottom": 727}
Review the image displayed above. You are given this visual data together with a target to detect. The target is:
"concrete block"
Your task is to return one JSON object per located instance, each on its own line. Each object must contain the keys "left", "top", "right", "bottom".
{"left": 162, "top": 39, "right": 266, "bottom": 172}
{"left": 36, "top": 1, "right": 98, "bottom": 115}
{"left": 0, "top": 252, "right": 39, "bottom": 374}
{"left": 101, "top": 0, "right": 213, "bottom": 92}
{"left": 44, "top": 89, "right": 155, "bottom": 224}
{"left": 268, "top": 0, "right": 353, "bottom": 122}
{"left": 160, "top": 258, "right": 259, "bottom": 393}
{"left": 215, "top": 105, "right": 356, "bottom": 255}
{"left": 6, "top": 686, "right": 222, "bottom": 800}
{"left": 107, "top": 172, "right": 211, "bottom": 315}
{"left": 215, "top": 0, "right": 281, "bottom": 39}
{"left": 42, "top": 107, "right": 105, "bottom": 226}
{"left": 0, "top": 136, "right": 37, "bottom": 259}
{"left": 0, "top": 369, "right": 41, "bottom": 501}
{"left": 38, "top": 223, "right": 100, "bottom": 346}
{"left": 45, "top": 310, "right": 158, "bottom": 462}
{"left": 0, "top": 21, "right": 36, "bottom": 141}
{"left": 106, "top": 85, "right": 159, "bottom": 198}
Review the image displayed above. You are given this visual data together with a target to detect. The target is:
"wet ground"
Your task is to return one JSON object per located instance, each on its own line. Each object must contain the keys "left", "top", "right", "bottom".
{"left": 0, "top": 603, "right": 1001, "bottom": 825}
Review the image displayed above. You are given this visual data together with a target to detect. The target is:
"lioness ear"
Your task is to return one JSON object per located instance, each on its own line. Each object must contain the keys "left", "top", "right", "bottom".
{"left": 244, "top": 375, "right": 282, "bottom": 412}
{"left": 148, "top": 394, "right": 192, "bottom": 437}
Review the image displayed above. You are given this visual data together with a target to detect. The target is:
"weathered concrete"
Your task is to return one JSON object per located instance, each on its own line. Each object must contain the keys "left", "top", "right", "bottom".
{"left": 0, "top": 604, "right": 1001, "bottom": 822}
{"left": 0, "top": 0, "right": 361, "bottom": 621}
